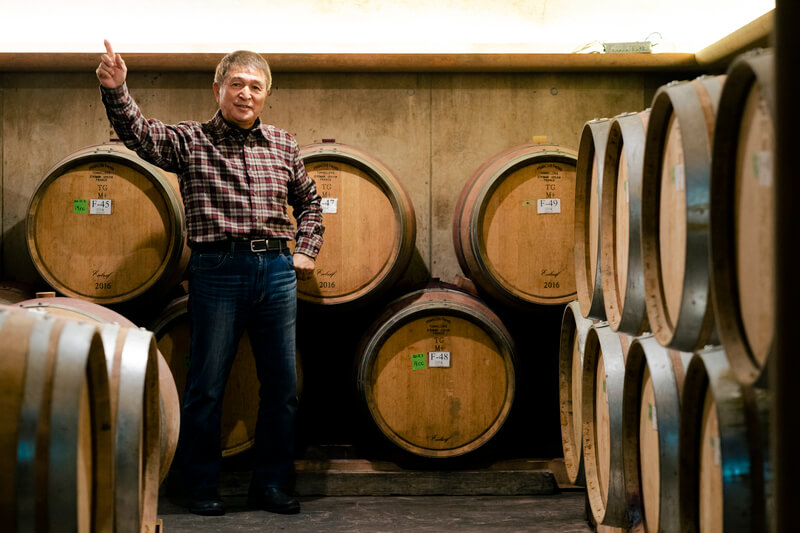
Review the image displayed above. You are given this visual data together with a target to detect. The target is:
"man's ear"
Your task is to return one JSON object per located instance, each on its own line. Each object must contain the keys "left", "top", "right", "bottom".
{"left": 213, "top": 82, "right": 221, "bottom": 103}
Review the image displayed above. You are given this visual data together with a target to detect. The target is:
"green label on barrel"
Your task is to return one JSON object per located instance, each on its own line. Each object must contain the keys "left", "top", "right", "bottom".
{"left": 411, "top": 352, "right": 426, "bottom": 370}
{"left": 73, "top": 199, "right": 87, "bottom": 214}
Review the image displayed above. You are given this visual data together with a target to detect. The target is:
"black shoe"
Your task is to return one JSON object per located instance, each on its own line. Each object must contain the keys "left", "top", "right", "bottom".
{"left": 188, "top": 488, "right": 226, "bottom": 516}
{"left": 247, "top": 487, "right": 300, "bottom": 515}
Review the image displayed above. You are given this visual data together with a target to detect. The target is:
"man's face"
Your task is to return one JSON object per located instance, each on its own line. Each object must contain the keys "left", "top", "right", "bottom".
{"left": 213, "top": 65, "right": 268, "bottom": 129}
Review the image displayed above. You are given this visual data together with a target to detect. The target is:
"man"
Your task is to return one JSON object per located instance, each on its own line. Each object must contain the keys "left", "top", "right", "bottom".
{"left": 97, "top": 40, "right": 323, "bottom": 516}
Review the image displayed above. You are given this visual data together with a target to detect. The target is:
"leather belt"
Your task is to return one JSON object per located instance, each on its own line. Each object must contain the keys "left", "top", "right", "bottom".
{"left": 190, "top": 238, "right": 288, "bottom": 253}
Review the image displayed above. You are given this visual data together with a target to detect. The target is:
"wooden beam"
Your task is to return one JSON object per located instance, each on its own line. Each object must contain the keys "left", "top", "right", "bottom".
{"left": 0, "top": 52, "right": 700, "bottom": 73}
{"left": 695, "top": 10, "right": 773, "bottom": 67}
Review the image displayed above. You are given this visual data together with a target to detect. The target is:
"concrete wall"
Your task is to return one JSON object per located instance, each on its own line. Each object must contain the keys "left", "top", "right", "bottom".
{"left": 1, "top": 69, "right": 673, "bottom": 287}
{"left": 0, "top": 68, "right": 684, "bottom": 457}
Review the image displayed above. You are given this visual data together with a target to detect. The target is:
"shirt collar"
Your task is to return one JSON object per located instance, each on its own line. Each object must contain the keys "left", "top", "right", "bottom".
{"left": 208, "top": 110, "right": 270, "bottom": 142}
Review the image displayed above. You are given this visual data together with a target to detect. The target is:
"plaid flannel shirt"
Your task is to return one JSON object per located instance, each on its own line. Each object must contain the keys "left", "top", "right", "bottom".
{"left": 100, "top": 83, "right": 324, "bottom": 258}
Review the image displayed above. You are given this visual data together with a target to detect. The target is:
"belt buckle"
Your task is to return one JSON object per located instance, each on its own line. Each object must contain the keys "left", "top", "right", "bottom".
{"left": 250, "top": 239, "right": 268, "bottom": 252}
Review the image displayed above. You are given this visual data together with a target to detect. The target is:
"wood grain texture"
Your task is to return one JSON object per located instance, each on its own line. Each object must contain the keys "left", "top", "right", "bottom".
{"left": 14, "top": 297, "right": 170, "bottom": 530}
{"left": 734, "top": 82, "right": 774, "bottom": 370}
{"left": 15, "top": 296, "right": 181, "bottom": 485}
{"left": 710, "top": 49, "right": 774, "bottom": 387}
{"left": 601, "top": 111, "right": 650, "bottom": 336}
{"left": 638, "top": 366, "right": 660, "bottom": 531}
{"left": 699, "top": 388, "right": 723, "bottom": 533}
{"left": 642, "top": 75, "right": 725, "bottom": 352}
{"left": 356, "top": 286, "right": 515, "bottom": 459}
{"left": 659, "top": 116, "right": 687, "bottom": 326}
{"left": 26, "top": 144, "right": 188, "bottom": 304}
{"left": 558, "top": 301, "right": 596, "bottom": 486}
{"left": 574, "top": 119, "right": 611, "bottom": 320}
{"left": 621, "top": 336, "right": 690, "bottom": 533}
{"left": 0, "top": 308, "right": 114, "bottom": 533}
{"left": 295, "top": 143, "right": 416, "bottom": 307}
{"left": 433, "top": 72, "right": 648, "bottom": 286}
{"left": 582, "top": 325, "right": 628, "bottom": 528}
{"left": 679, "top": 348, "right": 772, "bottom": 533}
{"left": 0, "top": 52, "right": 701, "bottom": 72}
{"left": 453, "top": 143, "right": 578, "bottom": 307}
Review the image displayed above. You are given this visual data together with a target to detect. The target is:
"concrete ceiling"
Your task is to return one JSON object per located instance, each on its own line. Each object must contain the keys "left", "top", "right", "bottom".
{"left": 0, "top": 0, "right": 774, "bottom": 54}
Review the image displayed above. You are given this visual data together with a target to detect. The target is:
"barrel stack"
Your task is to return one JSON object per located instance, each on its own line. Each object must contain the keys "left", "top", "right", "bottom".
{"left": 562, "top": 47, "right": 775, "bottom": 532}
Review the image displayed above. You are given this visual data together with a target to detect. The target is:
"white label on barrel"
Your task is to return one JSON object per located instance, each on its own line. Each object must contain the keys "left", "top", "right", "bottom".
{"left": 90, "top": 199, "right": 112, "bottom": 215}
{"left": 537, "top": 198, "right": 561, "bottom": 214}
{"left": 428, "top": 351, "right": 451, "bottom": 368}
{"left": 321, "top": 198, "right": 338, "bottom": 214}
{"left": 712, "top": 436, "right": 721, "bottom": 466}
{"left": 755, "top": 151, "right": 773, "bottom": 187}
{"left": 672, "top": 164, "right": 685, "bottom": 191}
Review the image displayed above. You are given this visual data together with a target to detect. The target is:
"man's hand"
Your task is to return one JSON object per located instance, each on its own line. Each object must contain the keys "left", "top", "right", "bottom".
{"left": 293, "top": 253, "right": 315, "bottom": 281}
{"left": 96, "top": 40, "right": 127, "bottom": 89}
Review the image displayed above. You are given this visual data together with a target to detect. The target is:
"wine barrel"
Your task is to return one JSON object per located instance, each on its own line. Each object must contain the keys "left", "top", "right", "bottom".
{"left": 642, "top": 76, "right": 726, "bottom": 351}
{"left": 150, "top": 294, "right": 304, "bottom": 457}
{"left": 558, "top": 300, "right": 596, "bottom": 486}
{"left": 15, "top": 297, "right": 179, "bottom": 485}
{"left": 581, "top": 324, "right": 628, "bottom": 527}
{"left": 26, "top": 143, "right": 189, "bottom": 305}
{"left": 453, "top": 143, "right": 578, "bottom": 308}
{"left": 710, "top": 49, "right": 775, "bottom": 387}
{"left": 622, "top": 335, "right": 692, "bottom": 532}
{"left": 296, "top": 142, "right": 416, "bottom": 307}
{"left": 575, "top": 119, "right": 612, "bottom": 320}
{"left": 356, "top": 284, "right": 516, "bottom": 458}
{"left": 0, "top": 307, "right": 114, "bottom": 533}
{"left": 679, "top": 347, "right": 772, "bottom": 533}
{"left": 101, "top": 325, "right": 160, "bottom": 533}
{"left": 14, "top": 298, "right": 163, "bottom": 533}
{"left": 601, "top": 110, "right": 651, "bottom": 336}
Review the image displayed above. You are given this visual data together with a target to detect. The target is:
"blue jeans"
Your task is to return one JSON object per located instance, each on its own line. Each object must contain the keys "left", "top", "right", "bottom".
{"left": 175, "top": 247, "right": 298, "bottom": 492}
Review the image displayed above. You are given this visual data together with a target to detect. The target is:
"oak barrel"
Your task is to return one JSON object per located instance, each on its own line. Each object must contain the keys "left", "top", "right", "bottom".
{"left": 642, "top": 76, "right": 726, "bottom": 351}
{"left": 679, "top": 347, "right": 772, "bottom": 533}
{"left": 581, "top": 324, "right": 629, "bottom": 527}
{"left": 356, "top": 284, "right": 516, "bottom": 458}
{"left": 621, "top": 335, "right": 692, "bottom": 532}
{"left": 14, "top": 297, "right": 164, "bottom": 533}
{"left": 575, "top": 119, "right": 612, "bottom": 320}
{"left": 710, "top": 49, "right": 775, "bottom": 387}
{"left": 296, "top": 142, "right": 416, "bottom": 307}
{"left": 15, "top": 297, "right": 179, "bottom": 485}
{"left": 601, "top": 111, "right": 651, "bottom": 336}
{"left": 150, "top": 294, "right": 304, "bottom": 457}
{"left": 453, "top": 143, "right": 578, "bottom": 308}
{"left": 26, "top": 143, "right": 189, "bottom": 305}
{"left": 558, "top": 300, "right": 596, "bottom": 486}
{"left": 0, "top": 307, "right": 114, "bottom": 533}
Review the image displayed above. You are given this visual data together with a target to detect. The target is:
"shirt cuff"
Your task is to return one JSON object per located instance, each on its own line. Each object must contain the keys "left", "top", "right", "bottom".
{"left": 100, "top": 82, "right": 130, "bottom": 108}
{"left": 294, "top": 234, "right": 323, "bottom": 259}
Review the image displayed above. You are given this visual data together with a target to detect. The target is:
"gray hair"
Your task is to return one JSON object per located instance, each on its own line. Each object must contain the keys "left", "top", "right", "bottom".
{"left": 214, "top": 50, "right": 272, "bottom": 91}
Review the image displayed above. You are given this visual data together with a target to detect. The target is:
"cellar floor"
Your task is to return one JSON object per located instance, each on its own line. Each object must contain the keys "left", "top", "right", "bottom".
{"left": 156, "top": 492, "right": 592, "bottom": 532}
{"left": 155, "top": 458, "right": 593, "bottom": 532}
